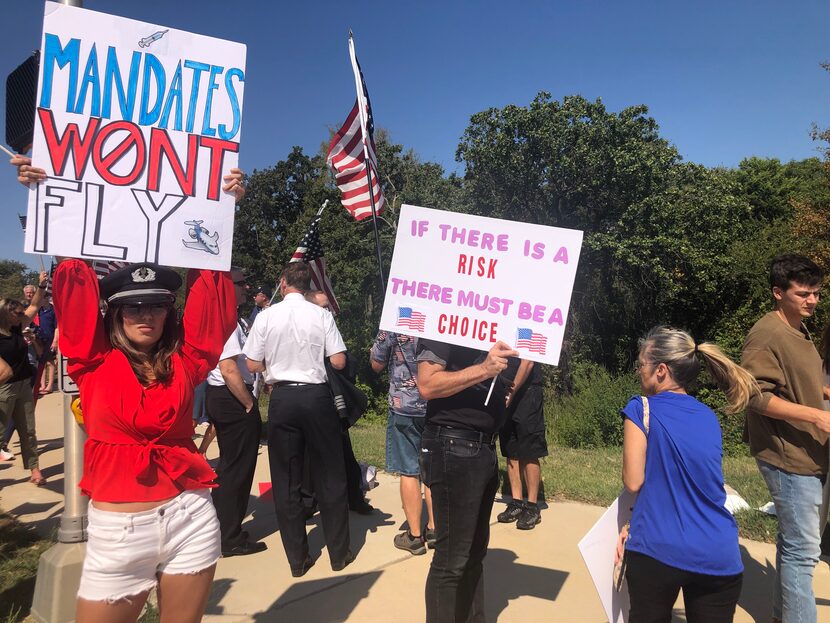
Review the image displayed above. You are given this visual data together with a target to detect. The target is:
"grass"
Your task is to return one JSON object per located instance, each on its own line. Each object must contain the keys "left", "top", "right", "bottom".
{"left": 348, "top": 420, "right": 779, "bottom": 543}
{"left": 0, "top": 513, "right": 53, "bottom": 623}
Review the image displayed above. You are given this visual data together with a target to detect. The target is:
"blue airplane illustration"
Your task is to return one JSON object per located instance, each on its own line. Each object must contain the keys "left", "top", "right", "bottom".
{"left": 138, "top": 30, "right": 169, "bottom": 48}
{"left": 182, "top": 220, "right": 220, "bottom": 255}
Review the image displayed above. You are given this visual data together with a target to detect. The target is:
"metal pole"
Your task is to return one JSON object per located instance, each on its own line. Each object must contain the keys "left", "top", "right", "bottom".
{"left": 58, "top": 392, "right": 87, "bottom": 542}
{"left": 363, "top": 162, "right": 386, "bottom": 295}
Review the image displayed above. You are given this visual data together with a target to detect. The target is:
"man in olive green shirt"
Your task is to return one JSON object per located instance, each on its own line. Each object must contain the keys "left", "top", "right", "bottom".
{"left": 742, "top": 254, "right": 830, "bottom": 623}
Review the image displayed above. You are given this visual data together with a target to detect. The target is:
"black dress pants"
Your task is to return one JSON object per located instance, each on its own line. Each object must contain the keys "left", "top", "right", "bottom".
{"left": 268, "top": 384, "right": 350, "bottom": 571}
{"left": 625, "top": 550, "right": 743, "bottom": 623}
{"left": 420, "top": 427, "right": 499, "bottom": 623}
{"left": 205, "top": 384, "right": 262, "bottom": 547}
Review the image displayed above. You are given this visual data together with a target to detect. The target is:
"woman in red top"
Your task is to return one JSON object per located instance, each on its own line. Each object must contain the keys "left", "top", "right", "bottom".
{"left": 48, "top": 175, "right": 244, "bottom": 623}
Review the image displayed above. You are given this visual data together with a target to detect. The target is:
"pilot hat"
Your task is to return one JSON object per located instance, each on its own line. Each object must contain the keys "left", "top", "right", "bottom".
{"left": 254, "top": 285, "right": 272, "bottom": 297}
{"left": 99, "top": 263, "right": 181, "bottom": 306}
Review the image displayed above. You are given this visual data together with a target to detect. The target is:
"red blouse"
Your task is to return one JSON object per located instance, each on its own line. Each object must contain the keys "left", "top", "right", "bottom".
{"left": 53, "top": 260, "right": 237, "bottom": 502}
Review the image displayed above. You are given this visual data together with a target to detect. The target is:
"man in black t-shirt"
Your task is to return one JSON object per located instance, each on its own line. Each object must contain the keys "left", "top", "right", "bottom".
{"left": 416, "top": 338, "right": 517, "bottom": 623}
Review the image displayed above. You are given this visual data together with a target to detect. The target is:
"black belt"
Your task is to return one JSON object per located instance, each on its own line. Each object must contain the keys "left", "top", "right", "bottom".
{"left": 274, "top": 381, "right": 310, "bottom": 387}
{"left": 426, "top": 425, "right": 497, "bottom": 446}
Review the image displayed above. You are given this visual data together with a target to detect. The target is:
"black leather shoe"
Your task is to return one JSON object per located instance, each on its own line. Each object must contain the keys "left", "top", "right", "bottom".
{"left": 291, "top": 556, "right": 316, "bottom": 577}
{"left": 221, "top": 540, "right": 267, "bottom": 558}
{"left": 331, "top": 550, "right": 355, "bottom": 572}
{"left": 349, "top": 500, "right": 375, "bottom": 515}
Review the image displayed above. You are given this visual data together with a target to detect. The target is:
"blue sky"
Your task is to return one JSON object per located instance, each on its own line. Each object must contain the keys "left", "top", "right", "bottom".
{"left": 1, "top": 0, "right": 828, "bottom": 270}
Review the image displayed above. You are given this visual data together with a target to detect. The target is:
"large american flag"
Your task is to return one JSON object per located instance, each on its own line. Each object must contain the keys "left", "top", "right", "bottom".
{"left": 515, "top": 328, "right": 547, "bottom": 355}
{"left": 325, "top": 35, "right": 386, "bottom": 221}
{"left": 91, "top": 260, "right": 129, "bottom": 280}
{"left": 396, "top": 307, "right": 426, "bottom": 332}
{"left": 290, "top": 216, "right": 340, "bottom": 315}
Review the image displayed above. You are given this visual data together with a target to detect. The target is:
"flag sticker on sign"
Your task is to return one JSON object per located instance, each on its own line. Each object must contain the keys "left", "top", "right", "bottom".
{"left": 516, "top": 328, "right": 547, "bottom": 355}
{"left": 396, "top": 307, "right": 426, "bottom": 332}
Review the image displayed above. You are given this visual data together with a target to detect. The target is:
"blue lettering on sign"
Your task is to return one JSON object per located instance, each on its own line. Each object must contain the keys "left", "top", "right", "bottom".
{"left": 38, "top": 32, "right": 245, "bottom": 141}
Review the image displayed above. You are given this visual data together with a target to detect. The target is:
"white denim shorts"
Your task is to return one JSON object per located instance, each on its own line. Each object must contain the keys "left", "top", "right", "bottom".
{"left": 77, "top": 489, "right": 221, "bottom": 603}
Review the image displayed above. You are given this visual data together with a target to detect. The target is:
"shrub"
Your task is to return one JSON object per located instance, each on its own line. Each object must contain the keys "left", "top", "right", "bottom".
{"left": 547, "top": 362, "right": 640, "bottom": 448}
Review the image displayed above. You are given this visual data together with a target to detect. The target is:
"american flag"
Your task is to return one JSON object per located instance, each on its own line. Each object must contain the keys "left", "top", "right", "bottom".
{"left": 516, "top": 328, "right": 547, "bottom": 355}
{"left": 325, "top": 35, "right": 386, "bottom": 221}
{"left": 91, "top": 260, "right": 129, "bottom": 280}
{"left": 290, "top": 216, "right": 340, "bottom": 315}
{"left": 396, "top": 307, "right": 425, "bottom": 332}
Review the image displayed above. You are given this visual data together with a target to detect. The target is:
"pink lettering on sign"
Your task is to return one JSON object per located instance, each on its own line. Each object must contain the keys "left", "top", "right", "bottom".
{"left": 517, "top": 302, "right": 565, "bottom": 325}
{"left": 410, "top": 220, "right": 430, "bottom": 237}
{"left": 456, "top": 290, "right": 514, "bottom": 316}
{"left": 437, "top": 224, "right": 509, "bottom": 251}
{"left": 390, "top": 278, "right": 453, "bottom": 303}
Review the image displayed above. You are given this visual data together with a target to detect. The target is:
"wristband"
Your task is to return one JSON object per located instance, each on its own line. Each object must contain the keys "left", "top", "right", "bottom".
{"left": 37, "top": 285, "right": 47, "bottom": 290}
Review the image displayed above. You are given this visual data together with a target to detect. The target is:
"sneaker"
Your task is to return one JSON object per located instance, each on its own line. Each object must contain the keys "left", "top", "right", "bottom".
{"left": 394, "top": 530, "right": 427, "bottom": 555}
{"left": 0, "top": 448, "right": 14, "bottom": 461}
{"left": 516, "top": 503, "right": 541, "bottom": 530}
{"left": 497, "top": 500, "right": 524, "bottom": 523}
{"left": 424, "top": 527, "right": 436, "bottom": 549}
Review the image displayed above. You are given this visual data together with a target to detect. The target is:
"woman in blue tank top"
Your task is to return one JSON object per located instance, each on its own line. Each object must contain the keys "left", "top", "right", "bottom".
{"left": 617, "top": 326, "right": 758, "bottom": 623}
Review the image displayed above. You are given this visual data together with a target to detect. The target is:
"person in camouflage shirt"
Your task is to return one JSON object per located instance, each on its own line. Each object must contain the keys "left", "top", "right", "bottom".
{"left": 371, "top": 331, "right": 435, "bottom": 554}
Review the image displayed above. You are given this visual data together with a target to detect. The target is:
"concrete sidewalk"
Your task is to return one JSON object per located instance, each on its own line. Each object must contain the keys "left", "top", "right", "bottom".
{"left": 3, "top": 393, "right": 830, "bottom": 622}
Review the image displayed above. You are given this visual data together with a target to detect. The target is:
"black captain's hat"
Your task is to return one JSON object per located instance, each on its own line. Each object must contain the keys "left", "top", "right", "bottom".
{"left": 99, "top": 263, "right": 182, "bottom": 306}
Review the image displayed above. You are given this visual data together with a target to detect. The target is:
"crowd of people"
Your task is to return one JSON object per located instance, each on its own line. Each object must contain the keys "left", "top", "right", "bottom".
{"left": 4, "top": 154, "right": 830, "bottom": 623}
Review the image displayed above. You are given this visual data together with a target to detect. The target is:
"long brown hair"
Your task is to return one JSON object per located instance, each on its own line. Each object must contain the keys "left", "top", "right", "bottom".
{"left": 0, "top": 298, "right": 23, "bottom": 332}
{"left": 639, "top": 326, "right": 759, "bottom": 413}
{"left": 105, "top": 305, "right": 181, "bottom": 385}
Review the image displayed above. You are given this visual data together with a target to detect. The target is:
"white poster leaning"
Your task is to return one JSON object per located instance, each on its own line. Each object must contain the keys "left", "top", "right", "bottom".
{"left": 378, "top": 205, "right": 583, "bottom": 365}
{"left": 24, "top": 3, "right": 246, "bottom": 270}
{"left": 577, "top": 490, "right": 637, "bottom": 623}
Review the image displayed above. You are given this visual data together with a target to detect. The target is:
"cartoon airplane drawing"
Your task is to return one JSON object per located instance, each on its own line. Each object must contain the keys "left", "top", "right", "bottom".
{"left": 182, "top": 220, "right": 220, "bottom": 255}
{"left": 138, "top": 30, "right": 169, "bottom": 48}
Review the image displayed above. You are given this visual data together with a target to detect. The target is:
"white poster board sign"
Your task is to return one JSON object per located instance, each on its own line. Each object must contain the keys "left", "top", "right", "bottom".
{"left": 24, "top": 3, "right": 246, "bottom": 270}
{"left": 577, "top": 490, "right": 637, "bottom": 623}
{"left": 58, "top": 352, "right": 78, "bottom": 395}
{"left": 378, "top": 205, "right": 583, "bottom": 365}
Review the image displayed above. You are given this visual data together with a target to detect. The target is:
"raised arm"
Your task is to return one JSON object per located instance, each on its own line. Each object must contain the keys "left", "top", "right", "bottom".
{"left": 53, "top": 259, "right": 109, "bottom": 375}
{"left": 21, "top": 271, "right": 49, "bottom": 323}
{"left": 180, "top": 270, "right": 237, "bottom": 385}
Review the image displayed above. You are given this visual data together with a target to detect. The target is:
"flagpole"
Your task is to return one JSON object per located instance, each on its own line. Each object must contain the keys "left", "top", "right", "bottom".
{"left": 348, "top": 32, "right": 386, "bottom": 296}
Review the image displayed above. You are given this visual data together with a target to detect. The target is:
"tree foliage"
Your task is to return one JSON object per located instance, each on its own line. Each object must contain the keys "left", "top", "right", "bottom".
{"left": 0, "top": 260, "right": 38, "bottom": 301}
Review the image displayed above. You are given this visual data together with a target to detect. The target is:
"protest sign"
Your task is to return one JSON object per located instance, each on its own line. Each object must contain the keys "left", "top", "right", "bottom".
{"left": 577, "top": 490, "right": 637, "bottom": 623}
{"left": 379, "top": 205, "right": 583, "bottom": 365}
{"left": 24, "top": 3, "right": 246, "bottom": 270}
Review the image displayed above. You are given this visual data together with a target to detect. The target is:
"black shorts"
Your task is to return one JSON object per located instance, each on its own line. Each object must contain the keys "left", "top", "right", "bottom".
{"left": 499, "top": 384, "right": 548, "bottom": 460}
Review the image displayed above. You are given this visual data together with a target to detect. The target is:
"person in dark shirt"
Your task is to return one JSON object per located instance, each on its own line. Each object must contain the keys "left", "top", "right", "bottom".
{"left": 417, "top": 338, "right": 517, "bottom": 623}
{"left": 0, "top": 271, "right": 49, "bottom": 483}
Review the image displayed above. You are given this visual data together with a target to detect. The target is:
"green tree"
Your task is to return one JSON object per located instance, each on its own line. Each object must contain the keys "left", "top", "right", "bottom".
{"left": 0, "top": 260, "right": 38, "bottom": 301}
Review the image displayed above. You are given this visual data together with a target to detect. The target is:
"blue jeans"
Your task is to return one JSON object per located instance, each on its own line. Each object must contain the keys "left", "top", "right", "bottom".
{"left": 386, "top": 411, "right": 426, "bottom": 476}
{"left": 757, "top": 459, "right": 823, "bottom": 623}
{"left": 420, "top": 427, "right": 499, "bottom": 623}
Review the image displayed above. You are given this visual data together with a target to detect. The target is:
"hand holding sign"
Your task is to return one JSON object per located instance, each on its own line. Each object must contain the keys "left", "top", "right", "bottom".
{"left": 482, "top": 341, "right": 518, "bottom": 377}
{"left": 10, "top": 155, "right": 47, "bottom": 187}
{"left": 222, "top": 167, "right": 246, "bottom": 203}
